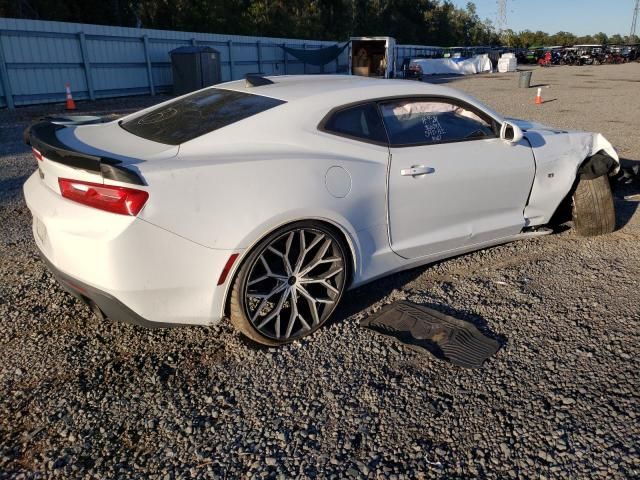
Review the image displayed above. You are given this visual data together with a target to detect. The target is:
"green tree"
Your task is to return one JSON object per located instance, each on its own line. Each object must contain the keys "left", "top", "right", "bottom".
{"left": 549, "top": 31, "right": 576, "bottom": 46}
{"left": 576, "top": 34, "right": 596, "bottom": 44}
{"left": 625, "top": 34, "right": 640, "bottom": 44}
{"left": 609, "top": 34, "right": 623, "bottom": 45}
{"left": 593, "top": 32, "right": 608, "bottom": 45}
{"left": 500, "top": 28, "right": 516, "bottom": 47}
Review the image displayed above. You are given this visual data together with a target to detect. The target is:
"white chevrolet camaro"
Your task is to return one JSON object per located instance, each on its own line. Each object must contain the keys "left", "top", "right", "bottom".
{"left": 23, "top": 75, "right": 619, "bottom": 345}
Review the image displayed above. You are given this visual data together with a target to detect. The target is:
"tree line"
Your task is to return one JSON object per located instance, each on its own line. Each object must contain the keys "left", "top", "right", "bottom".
{"left": 2, "top": 0, "right": 638, "bottom": 47}
{"left": 502, "top": 30, "right": 638, "bottom": 48}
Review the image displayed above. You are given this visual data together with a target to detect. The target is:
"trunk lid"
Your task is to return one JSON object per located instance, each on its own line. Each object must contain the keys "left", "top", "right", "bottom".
{"left": 26, "top": 120, "right": 178, "bottom": 195}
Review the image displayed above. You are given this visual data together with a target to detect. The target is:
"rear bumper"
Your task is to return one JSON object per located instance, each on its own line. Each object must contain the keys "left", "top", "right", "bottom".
{"left": 38, "top": 250, "right": 181, "bottom": 328}
{"left": 24, "top": 171, "right": 242, "bottom": 327}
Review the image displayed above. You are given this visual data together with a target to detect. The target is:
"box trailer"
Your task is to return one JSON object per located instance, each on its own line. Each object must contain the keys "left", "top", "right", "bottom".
{"left": 349, "top": 36, "right": 396, "bottom": 78}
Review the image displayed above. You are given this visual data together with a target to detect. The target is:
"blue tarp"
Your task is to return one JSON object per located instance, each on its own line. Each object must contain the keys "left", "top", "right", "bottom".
{"left": 281, "top": 43, "right": 348, "bottom": 66}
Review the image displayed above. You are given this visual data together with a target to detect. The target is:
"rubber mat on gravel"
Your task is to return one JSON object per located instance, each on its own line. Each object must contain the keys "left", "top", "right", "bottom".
{"left": 360, "top": 301, "right": 501, "bottom": 368}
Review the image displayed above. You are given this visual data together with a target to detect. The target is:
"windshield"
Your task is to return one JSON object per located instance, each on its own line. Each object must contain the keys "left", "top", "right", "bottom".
{"left": 120, "top": 88, "right": 285, "bottom": 145}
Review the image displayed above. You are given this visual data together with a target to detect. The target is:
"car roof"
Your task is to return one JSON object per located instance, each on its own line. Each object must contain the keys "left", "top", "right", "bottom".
{"left": 215, "top": 75, "right": 505, "bottom": 123}
{"left": 215, "top": 75, "right": 495, "bottom": 114}
{"left": 214, "top": 74, "right": 504, "bottom": 126}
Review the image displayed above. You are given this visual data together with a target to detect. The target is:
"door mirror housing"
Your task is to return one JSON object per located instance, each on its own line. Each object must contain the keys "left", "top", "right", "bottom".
{"left": 500, "top": 121, "right": 524, "bottom": 144}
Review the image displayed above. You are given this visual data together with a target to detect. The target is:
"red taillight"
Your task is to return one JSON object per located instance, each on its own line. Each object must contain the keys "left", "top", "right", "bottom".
{"left": 32, "top": 147, "right": 43, "bottom": 161}
{"left": 217, "top": 253, "right": 239, "bottom": 286}
{"left": 58, "top": 178, "right": 149, "bottom": 216}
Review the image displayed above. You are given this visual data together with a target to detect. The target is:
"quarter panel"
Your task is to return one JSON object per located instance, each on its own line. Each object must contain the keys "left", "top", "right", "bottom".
{"left": 138, "top": 128, "right": 391, "bottom": 286}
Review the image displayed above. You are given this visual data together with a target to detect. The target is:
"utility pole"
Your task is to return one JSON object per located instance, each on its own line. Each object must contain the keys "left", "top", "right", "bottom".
{"left": 497, "top": 0, "right": 508, "bottom": 33}
{"left": 632, "top": 0, "right": 640, "bottom": 40}
{"left": 497, "top": 0, "right": 509, "bottom": 46}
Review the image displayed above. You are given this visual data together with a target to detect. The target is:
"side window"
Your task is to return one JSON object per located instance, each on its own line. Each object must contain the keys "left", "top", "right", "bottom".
{"left": 379, "top": 100, "right": 495, "bottom": 147}
{"left": 322, "top": 103, "right": 388, "bottom": 144}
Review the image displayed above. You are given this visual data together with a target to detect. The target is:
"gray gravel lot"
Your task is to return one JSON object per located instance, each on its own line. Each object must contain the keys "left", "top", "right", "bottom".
{"left": 1, "top": 65, "right": 639, "bottom": 479}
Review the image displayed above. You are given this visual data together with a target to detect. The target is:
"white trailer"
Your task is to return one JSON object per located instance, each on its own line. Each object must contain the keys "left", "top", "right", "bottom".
{"left": 349, "top": 36, "right": 396, "bottom": 78}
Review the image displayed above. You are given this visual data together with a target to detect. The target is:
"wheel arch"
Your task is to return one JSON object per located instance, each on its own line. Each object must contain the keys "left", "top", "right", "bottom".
{"left": 549, "top": 150, "right": 617, "bottom": 225}
{"left": 221, "top": 216, "right": 359, "bottom": 318}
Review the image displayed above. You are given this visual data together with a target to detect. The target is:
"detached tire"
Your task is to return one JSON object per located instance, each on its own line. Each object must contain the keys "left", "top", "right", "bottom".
{"left": 572, "top": 175, "right": 616, "bottom": 236}
{"left": 229, "top": 221, "right": 348, "bottom": 346}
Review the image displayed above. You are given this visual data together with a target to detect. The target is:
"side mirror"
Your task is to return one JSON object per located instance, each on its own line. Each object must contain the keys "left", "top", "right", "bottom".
{"left": 500, "top": 121, "right": 523, "bottom": 144}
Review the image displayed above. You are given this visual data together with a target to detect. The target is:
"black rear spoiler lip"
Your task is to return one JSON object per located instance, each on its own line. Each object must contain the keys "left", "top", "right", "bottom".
{"left": 24, "top": 121, "right": 145, "bottom": 186}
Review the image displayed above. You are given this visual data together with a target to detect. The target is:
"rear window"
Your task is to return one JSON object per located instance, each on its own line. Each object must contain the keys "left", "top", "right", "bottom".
{"left": 120, "top": 88, "right": 285, "bottom": 145}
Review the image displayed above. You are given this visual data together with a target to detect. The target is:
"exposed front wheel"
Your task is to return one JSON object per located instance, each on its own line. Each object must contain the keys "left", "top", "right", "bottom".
{"left": 229, "top": 222, "right": 348, "bottom": 345}
{"left": 572, "top": 175, "right": 616, "bottom": 236}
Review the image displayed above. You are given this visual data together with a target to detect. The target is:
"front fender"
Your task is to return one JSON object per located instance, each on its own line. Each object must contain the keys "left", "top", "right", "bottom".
{"left": 523, "top": 130, "right": 619, "bottom": 226}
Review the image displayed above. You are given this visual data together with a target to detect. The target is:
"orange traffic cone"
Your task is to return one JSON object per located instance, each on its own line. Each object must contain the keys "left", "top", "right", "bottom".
{"left": 65, "top": 83, "right": 76, "bottom": 110}
{"left": 534, "top": 87, "right": 543, "bottom": 105}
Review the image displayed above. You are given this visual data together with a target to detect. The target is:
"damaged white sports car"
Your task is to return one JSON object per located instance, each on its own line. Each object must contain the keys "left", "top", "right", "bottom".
{"left": 23, "top": 75, "right": 618, "bottom": 345}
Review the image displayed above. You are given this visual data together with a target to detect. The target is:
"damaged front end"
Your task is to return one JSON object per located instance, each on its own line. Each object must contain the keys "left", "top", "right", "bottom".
{"left": 507, "top": 118, "right": 620, "bottom": 226}
{"left": 577, "top": 150, "right": 619, "bottom": 180}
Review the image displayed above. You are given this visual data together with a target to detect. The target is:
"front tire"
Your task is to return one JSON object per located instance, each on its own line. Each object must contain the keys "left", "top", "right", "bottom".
{"left": 572, "top": 175, "right": 616, "bottom": 236}
{"left": 229, "top": 222, "right": 348, "bottom": 346}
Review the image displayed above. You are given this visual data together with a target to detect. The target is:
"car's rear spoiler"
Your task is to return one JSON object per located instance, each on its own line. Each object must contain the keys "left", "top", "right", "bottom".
{"left": 24, "top": 121, "right": 145, "bottom": 186}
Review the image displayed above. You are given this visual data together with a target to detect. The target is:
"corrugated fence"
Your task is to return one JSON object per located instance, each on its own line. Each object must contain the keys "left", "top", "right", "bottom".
{"left": 0, "top": 18, "right": 350, "bottom": 109}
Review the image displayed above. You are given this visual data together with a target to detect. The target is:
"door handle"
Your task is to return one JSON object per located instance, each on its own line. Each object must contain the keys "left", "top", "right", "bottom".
{"left": 401, "top": 165, "right": 435, "bottom": 176}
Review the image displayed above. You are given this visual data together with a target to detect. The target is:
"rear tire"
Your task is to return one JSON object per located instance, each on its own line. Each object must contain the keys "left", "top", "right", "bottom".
{"left": 229, "top": 221, "right": 348, "bottom": 346}
{"left": 572, "top": 175, "right": 616, "bottom": 236}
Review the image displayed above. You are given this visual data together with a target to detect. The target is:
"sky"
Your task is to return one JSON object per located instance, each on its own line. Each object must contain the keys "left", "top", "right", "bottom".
{"left": 450, "top": 0, "right": 636, "bottom": 36}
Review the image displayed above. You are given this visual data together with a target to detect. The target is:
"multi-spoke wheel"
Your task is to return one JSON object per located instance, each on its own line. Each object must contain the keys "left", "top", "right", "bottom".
{"left": 229, "top": 222, "right": 348, "bottom": 345}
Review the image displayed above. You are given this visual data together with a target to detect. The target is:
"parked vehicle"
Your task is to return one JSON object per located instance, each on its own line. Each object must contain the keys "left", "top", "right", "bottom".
{"left": 400, "top": 58, "right": 423, "bottom": 79}
{"left": 537, "top": 51, "right": 552, "bottom": 67}
{"left": 621, "top": 44, "right": 639, "bottom": 61}
{"left": 602, "top": 50, "right": 625, "bottom": 64}
{"left": 607, "top": 44, "right": 639, "bottom": 63}
{"left": 530, "top": 46, "right": 563, "bottom": 66}
{"left": 575, "top": 44, "right": 605, "bottom": 65}
{"left": 522, "top": 47, "right": 544, "bottom": 64}
{"left": 558, "top": 48, "right": 580, "bottom": 66}
{"left": 23, "top": 75, "right": 619, "bottom": 345}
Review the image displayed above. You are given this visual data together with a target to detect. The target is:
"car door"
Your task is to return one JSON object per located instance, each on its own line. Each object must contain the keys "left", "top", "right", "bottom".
{"left": 381, "top": 97, "right": 536, "bottom": 260}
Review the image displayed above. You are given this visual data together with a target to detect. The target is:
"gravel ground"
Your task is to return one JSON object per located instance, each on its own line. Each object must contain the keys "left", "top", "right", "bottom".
{"left": 1, "top": 65, "right": 639, "bottom": 479}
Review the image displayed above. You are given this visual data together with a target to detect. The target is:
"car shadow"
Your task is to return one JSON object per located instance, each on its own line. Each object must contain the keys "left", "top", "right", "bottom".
{"left": 332, "top": 268, "right": 423, "bottom": 320}
{"left": 614, "top": 196, "right": 639, "bottom": 230}
{"left": 613, "top": 158, "right": 640, "bottom": 229}
{"left": 0, "top": 123, "right": 31, "bottom": 156}
{"left": 0, "top": 173, "right": 31, "bottom": 203}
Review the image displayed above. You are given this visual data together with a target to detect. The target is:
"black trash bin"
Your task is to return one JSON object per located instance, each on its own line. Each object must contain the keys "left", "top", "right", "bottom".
{"left": 170, "top": 46, "right": 221, "bottom": 96}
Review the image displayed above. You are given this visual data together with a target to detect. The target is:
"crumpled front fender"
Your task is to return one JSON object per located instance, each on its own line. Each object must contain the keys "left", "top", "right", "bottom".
{"left": 522, "top": 128, "right": 619, "bottom": 226}
{"left": 589, "top": 133, "right": 620, "bottom": 174}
